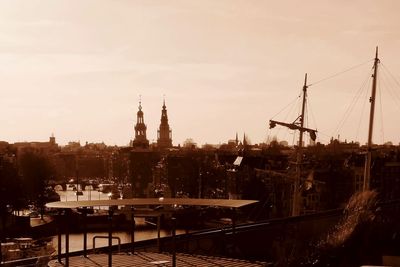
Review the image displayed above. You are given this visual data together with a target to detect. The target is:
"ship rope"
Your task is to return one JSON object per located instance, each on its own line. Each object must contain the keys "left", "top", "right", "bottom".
{"left": 306, "top": 90, "right": 319, "bottom": 143}
{"left": 380, "top": 63, "right": 400, "bottom": 110}
{"left": 268, "top": 57, "right": 399, "bottom": 145}
{"left": 378, "top": 78, "right": 385, "bottom": 144}
{"left": 377, "top": 63, "right": 400, "bottom": 143}
{"left": 308, "top": 59, "right": 373, "bottom": 87}
{"left": 322, "top": 59, "right": 400, "bottom": 144}
{"left": 269, "top": 91, "right": 302, "bottom": 144}
{"left": 381, "top": 63, "right": 400, "bottom": 93}
{"left": 330, "top": 69, "right": 372, "bottom": 140}
{"left": 307, "top": 95, "right": 316, "bottom": 130}
{"left": 270, "top": 94, "right": 301, "bottom": 119}
{"left": 354, "top": 78, "right": 371, "bottom": 142}
{"left": 269, "top": 85, "right": 317, "bottom": 146}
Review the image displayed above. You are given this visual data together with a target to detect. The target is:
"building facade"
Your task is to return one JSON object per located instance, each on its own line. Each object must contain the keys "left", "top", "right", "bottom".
{"left": 132, "top": 101, "right": 149, "bottom": 149}
{"left": 157, "top": 100, "right": 172, "bottom": 149}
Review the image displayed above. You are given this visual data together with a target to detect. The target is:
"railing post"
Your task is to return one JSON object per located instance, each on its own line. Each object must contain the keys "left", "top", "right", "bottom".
{"left": 220, "top": 225, "right": 226, "bottom": 255}
{"left": 0, "top": 218, "right": 3, "bottom": 264}
{"left": 83, "top": 207, "right": 88, "bottom": 258}
{"left": 231, "top": 208, "right": 237, "bottom": 257}
{"left": 157, "top": 214, "right": 161, "bottom": 252}
{"left": 65, "top": 209, "right": 70, "bottom": 267}
{"left": 108, "top": 208, "right": 114, "bottom": 267}
{"left": 93, "top": 236, "right": 121, "bottom": 253}
{"left": 130, "top": 206, "right": 135, "bottom": 255}
{"left": 185, "top": 222, "right": 190, "bottom": 253}
{"left": 172, "top": 217, "right": 176, "bottom": 267}
{"left": 57, "top": 210, "right": 62, "bottom": 263}
{"left": 231, "top": 208, "right": 236, "bottom": 236}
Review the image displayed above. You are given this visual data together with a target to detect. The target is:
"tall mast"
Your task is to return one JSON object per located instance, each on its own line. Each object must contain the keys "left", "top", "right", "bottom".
{"left": 292, "top": 73, "right": 308, "bottom": 216}
{"left": 270, "top": 73, "right": 317, "bottom": 216}
{"left": 363, "top": 47, "right": 380, "bottom": 191}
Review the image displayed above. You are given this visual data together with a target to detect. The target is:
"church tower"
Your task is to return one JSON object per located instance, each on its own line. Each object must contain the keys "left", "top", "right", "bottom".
{"left": 132, "top": 100, "right": 149, "bottom": 148}
{"left": 157, "top": 99, "right": 172, "bottom": 149}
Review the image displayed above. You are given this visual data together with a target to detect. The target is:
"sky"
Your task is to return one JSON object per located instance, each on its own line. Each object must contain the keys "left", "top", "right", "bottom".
{"left": 0, "top": 0, "right": 400, "bottom": 146}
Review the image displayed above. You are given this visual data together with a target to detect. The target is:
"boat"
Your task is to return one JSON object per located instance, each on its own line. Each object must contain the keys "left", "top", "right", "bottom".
{"left": 99, "top": 183, "right": 117, "bottom": 193}
{"left": 1, "top": 237, "right": 55, "bottom": 266}
{"left": 268, "top": 47, "right": 382, "bottom": 217}
{"left": 266, "top": 47, "right": 400, "bottom": 266}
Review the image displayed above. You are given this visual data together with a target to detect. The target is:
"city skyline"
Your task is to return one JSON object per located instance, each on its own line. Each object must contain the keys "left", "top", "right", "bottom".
{"left": 1, "top": 1, "right": 400, "bottom": 146}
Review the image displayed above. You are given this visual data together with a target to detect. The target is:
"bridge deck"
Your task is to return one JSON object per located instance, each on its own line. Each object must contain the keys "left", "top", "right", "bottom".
{"left": 47, "top": 252, "right": 266, "bottom": 267}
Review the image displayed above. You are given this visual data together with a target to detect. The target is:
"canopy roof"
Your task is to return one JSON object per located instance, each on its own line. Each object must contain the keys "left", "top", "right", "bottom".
{"left": 46, "top": 198, "right": 258, "bottom": 209}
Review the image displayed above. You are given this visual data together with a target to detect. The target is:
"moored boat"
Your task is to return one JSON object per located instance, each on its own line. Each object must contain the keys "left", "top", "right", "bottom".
{"left": 1, "top": 237, "right": 55, "bottom": 265}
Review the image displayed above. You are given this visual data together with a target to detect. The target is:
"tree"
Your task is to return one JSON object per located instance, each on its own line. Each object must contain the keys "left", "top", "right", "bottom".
{"left": 19, "top": 150, "right": 54, "bottom": 217}
{"left": 183, "top": 138, "right": 197, "bottom": 149}
{"left": 0, "top": 155, "right": 22, "bottom": 240}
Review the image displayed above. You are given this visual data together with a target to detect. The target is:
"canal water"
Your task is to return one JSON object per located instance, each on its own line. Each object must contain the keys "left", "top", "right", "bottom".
{"left": 52, "top": 228, "right": 186, "bottom": 253}
{"left": 53, "top": 188, "right": 187, "bottom": 253}
{"left": 56, "top": 185, "right": 115, "bottom": 203}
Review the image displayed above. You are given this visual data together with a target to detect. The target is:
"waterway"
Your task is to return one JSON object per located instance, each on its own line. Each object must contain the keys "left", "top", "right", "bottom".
{"left": 56, "top": 185, "right": 114, "bottom": 203}
{"left": 52, "top": 228, "right": 187, "bottom": 253}
{"left": 53, "top": 188, "right": 187, "bottom": 253}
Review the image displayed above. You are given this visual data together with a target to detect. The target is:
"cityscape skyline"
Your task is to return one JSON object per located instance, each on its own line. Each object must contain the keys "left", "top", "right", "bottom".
{"left": 1, "top": 1, "right": 400, "bottom": 146}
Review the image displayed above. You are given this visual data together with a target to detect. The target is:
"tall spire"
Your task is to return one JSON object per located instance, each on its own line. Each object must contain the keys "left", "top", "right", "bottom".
{"left": 157, "top": 97, "right": 172, "bottom": 149}
{"left": 235, "top": 132, "right": 239, "bottom": 146}
{"left": 163, "top": 94, "right": 166, "bottom": 108}
{"left": 132, "top": 98, "right": 149, "bottom": 148}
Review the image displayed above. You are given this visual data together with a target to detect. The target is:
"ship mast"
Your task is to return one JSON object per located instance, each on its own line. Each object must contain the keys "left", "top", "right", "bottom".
{"left": 363, "top": 47, "right": 380, "bottom": 191}
{"left": 270, "top": 73, "right": 317, "bottom": 216}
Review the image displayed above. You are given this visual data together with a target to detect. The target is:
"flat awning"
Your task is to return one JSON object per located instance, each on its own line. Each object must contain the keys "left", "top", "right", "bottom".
{"left": 46, "top": 198, "right": 258, "bottom": 209}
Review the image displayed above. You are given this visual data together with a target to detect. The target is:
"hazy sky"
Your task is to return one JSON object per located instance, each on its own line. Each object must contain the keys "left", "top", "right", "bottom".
{"left": 1, "top": 0, "right": 400, "bottom": 146}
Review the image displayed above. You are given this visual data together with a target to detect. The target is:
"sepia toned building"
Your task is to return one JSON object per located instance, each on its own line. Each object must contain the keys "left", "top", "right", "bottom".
{"left": 132, "top": 100, "right": 149, "bottom": 149}
{"left": 157, "top": 99, "right": 172, "bottom": 149}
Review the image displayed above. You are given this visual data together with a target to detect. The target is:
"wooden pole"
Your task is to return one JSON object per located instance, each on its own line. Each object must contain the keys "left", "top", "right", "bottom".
{"left": 364, "top": 47, "right": 379, "bottom": 191}
{"left": 292, "top": 73, "right": 307, "bottom": 216}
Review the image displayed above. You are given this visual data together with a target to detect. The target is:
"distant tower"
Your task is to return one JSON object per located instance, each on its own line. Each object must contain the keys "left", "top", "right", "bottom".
{"left": 243, "top": 133, "right": 248, "bottom": 147}
{"left": 49, "top": 133, "right": 56, "bottom": 145}
{"left": 157, "top": 99, "right": 172, "bottom": 149}
{"left": 235, "top": 132, "right": 239, "bottom": 146}
{"left": 132, "top": 99, "right": 149, "bottom": 148}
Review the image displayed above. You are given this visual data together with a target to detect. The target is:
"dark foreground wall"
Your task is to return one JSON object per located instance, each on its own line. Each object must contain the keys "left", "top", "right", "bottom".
{"left": 27, "top": 199, "right": 400, "bottom": 267}
{"left": 159, "top": 201, "right": 400, "bottom": 267}
{"left": 164, "top": 209, "right": 341, "bottom": 264}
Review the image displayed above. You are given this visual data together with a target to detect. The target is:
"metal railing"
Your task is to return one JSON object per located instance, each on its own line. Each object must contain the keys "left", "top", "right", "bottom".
{"left": 92, "top": 236, "right": 121, "bottom": 253}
